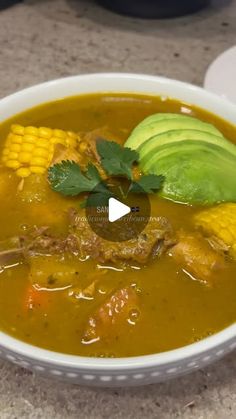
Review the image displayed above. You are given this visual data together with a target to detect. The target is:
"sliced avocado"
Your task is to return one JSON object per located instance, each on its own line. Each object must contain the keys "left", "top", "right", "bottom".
{"left": 133, "top": 112, "right": 185, "bottom": 128}
{"left": 139, "top": 129, "right": 236, "bottom": 168}
{"left": 125, "top": 114, "right": 223, "bottom": 150}
{"left": 140, "top": 140, "right": 236, "bottom": 204}
{"left": 125, "top": 111, "right": 236, "bottom": 205}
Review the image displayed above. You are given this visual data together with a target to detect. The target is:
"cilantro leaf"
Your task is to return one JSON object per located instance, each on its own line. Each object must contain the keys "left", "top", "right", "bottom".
{"left": 96, "top": 139, "right": 139, "bottom": 179}
{"left": 85, "top": 191, "right": 112, "bottom": 208}
{"left": 48, "top": 141, "right": 165, "bottom": 201}
{"left": 48, "top": 161, "right": 107, "bottom": 196}
{"left": 130, "top": 174, "right": 165, "bottom": 194}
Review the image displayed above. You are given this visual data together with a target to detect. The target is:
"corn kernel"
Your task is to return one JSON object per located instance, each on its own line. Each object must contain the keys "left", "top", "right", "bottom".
{"left": 2, "top": 124, "right": 78, "bottom": 178}
{"left": 6, "top": 160, "right": 21, "bottom": 169}
{"left": 30, "top": 166, "right": 46, "bottom": 174}
{"left": 49, "top": 137, "right": 56, "bottom": 145}
{"left": 31, "top": 157, "right": 48, "bottom": 167}
{"left": 38, "top": 138, "right": 50, "bottom": 149}
{"left": 195, "top": 203, "right": 236, "bottom": 259}
{"left": 18, "top": 152, "right": 32, "bottom": 164}
{"left": 10, "top": 143, "right": 21, "bottom": 153}
{"left": 33, "top": 147, "right": 48, "bottom": 158}
{"left": 11, "top": 124, "right": 24, "bottom": 135}
{"left": 50, "top": 137, "right": 65, "bottom": 146}
{"left": 39, "top": 127, "right": 52, "bottom": 139}
{"left": 53, "top": 129, "right": 66, "bottom": 139}
{"left": 219, "top": 229, "right": 233, "bottom": 244}
{"left": 25, "top": 126, "right": 38, "bottom": 136}
{"left": 16, "top": 167, "right": 31, "bottom": 178}
{"left": 11, "top": 135, "right": 22, "bottom": 145}
{"left": 8, "top": 152, "right": 19, "bottom": 160}
{"left": 24, "top": 134, "right": 37, "bottom": 144}
{"left": 21, "top": 143, "right": 34, "bottom": 153}
{"left": 67, "top": 131, "right": 77, "bottom": 139}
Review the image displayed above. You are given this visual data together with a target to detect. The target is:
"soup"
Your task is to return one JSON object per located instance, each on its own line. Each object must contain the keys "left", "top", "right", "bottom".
{"left": 0, "top": 93, "right": 235, "bottom": 357}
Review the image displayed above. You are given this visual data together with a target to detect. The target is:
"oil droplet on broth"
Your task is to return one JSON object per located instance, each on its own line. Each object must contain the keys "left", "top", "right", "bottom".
{"left": 128, "top": 308, "right": 140, "bottom": 325}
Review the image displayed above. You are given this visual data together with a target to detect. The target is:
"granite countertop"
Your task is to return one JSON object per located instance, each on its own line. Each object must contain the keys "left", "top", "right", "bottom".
{"left": 0, "top": 0, "right": 236, "bottom": 417}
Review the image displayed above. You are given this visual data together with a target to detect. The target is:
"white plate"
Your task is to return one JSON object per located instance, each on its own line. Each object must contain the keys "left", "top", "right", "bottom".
{"left": 204, "top": 46, "right": 236, "bottom": 104}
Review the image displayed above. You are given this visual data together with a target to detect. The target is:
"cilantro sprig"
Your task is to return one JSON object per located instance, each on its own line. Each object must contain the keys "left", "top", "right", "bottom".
{"left": 48, "top": 139, "right": 164, "bottom": 201}
{"left": 96, "top": 140, "right": 139, "bottom": 179}
{"left": 130, "top": 174, "right": 165, "bottom": 194}
{"left": 48, "top": 162, "right": 106, "bottom": 196}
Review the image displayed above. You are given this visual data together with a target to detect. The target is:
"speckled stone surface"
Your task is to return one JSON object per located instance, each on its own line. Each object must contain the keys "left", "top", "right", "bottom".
{"left": 0, "top": 0, "right": 236, "bottom": 417}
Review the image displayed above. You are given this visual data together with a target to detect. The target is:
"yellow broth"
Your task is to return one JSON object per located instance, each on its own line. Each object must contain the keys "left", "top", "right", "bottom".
{"left": 0, "top": 93, "right": 235, "bottom": 357}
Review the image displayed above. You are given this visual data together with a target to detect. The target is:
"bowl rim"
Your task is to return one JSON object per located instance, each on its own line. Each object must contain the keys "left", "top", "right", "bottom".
{"left": 1, "top": 72, "right": 236, "bottom": 124}
{"left": 0, "top": 72, "right": 236, "bottom": 371}
{"left": 0, "top": 323, "right": 236, "bottom": 370}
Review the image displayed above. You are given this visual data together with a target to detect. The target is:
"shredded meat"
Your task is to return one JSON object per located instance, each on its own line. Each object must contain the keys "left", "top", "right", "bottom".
{"left": 80, "top": 127, "right": 123, "bottom": 162}
{"left": 168, "top": 231, "right": 225, "bottom": 284}
{"left": 68, "top": 208, "right": 176, "bottom": 264}
{"left": 51, "top": 144, "right": 81, "bottom": 166}
{"left": 82, "top": 286, "right": 139, "bottom": 343}
{"left": 19, "top": 209, "right": 175, "bottom": 265}
{"left": 51, "top": 129, "right": 122, "bottom": 175}
{"left": 19, "top": 226, "right": 78, "bottom": 257}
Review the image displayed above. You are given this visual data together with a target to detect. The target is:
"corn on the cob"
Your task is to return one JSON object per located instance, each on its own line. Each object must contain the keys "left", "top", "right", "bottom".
{"left": 2, "top": 124, "right": 79, "bottom": 177}
{"left": 194, "top": 203, "right": 236, "bottom": 258}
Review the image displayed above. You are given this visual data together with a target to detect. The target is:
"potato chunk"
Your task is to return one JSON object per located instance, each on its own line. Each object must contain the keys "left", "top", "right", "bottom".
{"left": 168, "top": 231, "right": 225, "bottom": 284}
{"left": 28, "top": 255, "right": 80, "bottom": 288}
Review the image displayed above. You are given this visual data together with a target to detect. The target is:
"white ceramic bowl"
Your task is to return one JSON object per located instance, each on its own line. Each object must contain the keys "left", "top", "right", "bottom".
{"left": 0, "top": 73, "right": 236, "bottom": 387}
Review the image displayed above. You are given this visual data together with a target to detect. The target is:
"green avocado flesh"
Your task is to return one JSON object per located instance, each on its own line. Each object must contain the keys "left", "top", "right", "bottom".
{"left": 125, "top": 113, "right": 223, "bottom": 149}
{"left": 124, "top": 113, "right": 236, "bottom": 205}
{"left": 139, "top": 129, "right": 236, "bottom": 167}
